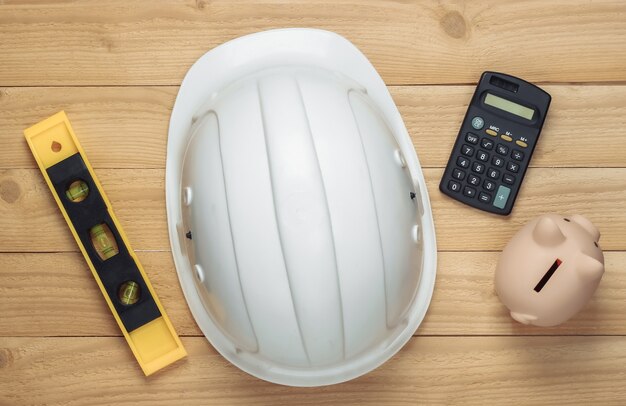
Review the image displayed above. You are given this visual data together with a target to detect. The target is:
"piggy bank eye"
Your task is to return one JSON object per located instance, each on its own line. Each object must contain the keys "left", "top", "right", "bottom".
{"left": 594, "top": 241, "right": 599, "bottom": 248}
{"left": 563, "top": 218, "right": 570, "bottom": 222}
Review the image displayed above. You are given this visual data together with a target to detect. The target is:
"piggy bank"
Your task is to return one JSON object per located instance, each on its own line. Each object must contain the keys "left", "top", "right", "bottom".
{"left": 495, "top": 214, "right": 604, "bottom": 327}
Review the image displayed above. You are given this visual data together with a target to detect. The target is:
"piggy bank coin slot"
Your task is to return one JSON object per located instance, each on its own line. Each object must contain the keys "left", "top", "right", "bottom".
{"left": 534, "top": 259, "right": 562, "bottom": 292}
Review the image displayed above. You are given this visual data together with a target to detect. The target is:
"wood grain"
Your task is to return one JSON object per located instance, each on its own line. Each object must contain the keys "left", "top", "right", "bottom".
{"left": 1, "top": 168, "right": 625, "bottom": 252}
{"left": 1, "top": 336, "right": 626, "bottom": 405}
{"left": 1, "top": 1, "right": 626, "bottom": 86}
{"left": 2, "top": 85, "right": 626, "bottom": 169}
{"left": 1, "top": 251, "right": 625, "bottom": 337}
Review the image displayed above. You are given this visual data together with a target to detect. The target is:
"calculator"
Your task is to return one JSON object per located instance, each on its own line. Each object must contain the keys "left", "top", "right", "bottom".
{"left": 439, "top": 72, "right": 551, "bottom": 215}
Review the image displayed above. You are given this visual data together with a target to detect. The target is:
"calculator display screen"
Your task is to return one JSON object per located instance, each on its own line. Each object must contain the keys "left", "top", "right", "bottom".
{"left": 484, "top": 93, "right": 535, "bottom": 120}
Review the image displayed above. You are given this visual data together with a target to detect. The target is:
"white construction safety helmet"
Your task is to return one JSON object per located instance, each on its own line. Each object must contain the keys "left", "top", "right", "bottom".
{"left": 166, "top": 28, "right": 437, "bottom": 386}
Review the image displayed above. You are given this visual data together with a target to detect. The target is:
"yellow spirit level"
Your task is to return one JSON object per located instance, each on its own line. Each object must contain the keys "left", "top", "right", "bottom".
{"left": 24, "top": 111, "right": 186, "bottom": 376}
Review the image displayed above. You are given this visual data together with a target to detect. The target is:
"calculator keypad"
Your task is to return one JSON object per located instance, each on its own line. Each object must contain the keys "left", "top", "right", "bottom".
{"left": 483, "top": 180, "right": 496, "bottom": 191}
{"left": 463, "top": 186, "right": 476, "bottom": 197}
{"left": 481, "top": 138, "right": 494, "bottom": 150}
{"left": 452, "top": 168, "right": 466, "bottom": 180}
{"left": 448, "top": 180, "right": 461, "bottom": 192}
{"left": 507, "top": 161, "right": 519, "bottom": 173}
{"left": 456, "top": 134, "right": 521, "bottom": 192}
{"left": 466, "top": 133, "right": 479, "bottom": 144}
{"left": 468, "top": 174, "right": 480, "bottom": 186}
{"left": 442, "top": 129, "right": 533, "bottom": 214}
{"left": 487, "top": 168, "right": 500, "bottom": 179}
{"left": 472, "top": 162, "right": 485, "bottom": 174}
{"left": 461, "top": 145, "right": 474, "bottom": 156}
{"left": 512, "top": 150, "right": 524, "bottom": 161}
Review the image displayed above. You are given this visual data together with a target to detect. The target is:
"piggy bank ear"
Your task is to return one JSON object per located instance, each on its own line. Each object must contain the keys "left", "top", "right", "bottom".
{"left": 571, "top": 214, "right": 601, "bottom": 242}
{"left": 533, "top": 217, "right": 566, "bottom": 246}
{"left": 575, "top": 252, "right": 604, "bottom": 282}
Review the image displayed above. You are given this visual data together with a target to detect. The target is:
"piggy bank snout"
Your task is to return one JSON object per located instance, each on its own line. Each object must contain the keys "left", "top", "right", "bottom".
{"left": 574, "top": 251, "right": 604, "bottom": 282}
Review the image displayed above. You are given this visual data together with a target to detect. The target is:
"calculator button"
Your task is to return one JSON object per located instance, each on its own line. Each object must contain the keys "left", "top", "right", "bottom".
{"left": 448, "top": 180, "right": 461, "bottom": 192}
{"left": 461, "top": 144, "right": 475, "bottom": 157}
{"left": 483, "top": 180, "right": 496, "bottom": 191}
{"left": 516, "top": 140, "right": 528, "bottom": 148}
{"left": 487, "top": 168, "right": 500, "bottom": 179}
{"left": 480, "top": 138, "right": 494, "bottom": 150}
{"left": 457, "top": 156, "right": 470, "bottom": 168}
{"left": 472, "top": 162, "right": 485, "bottom": 174}
{"left": 512, "top": 149, "right": 524, "bottom": 161}
{"left": 471, "top": 116, "right": 484, "bottom": 130}
{"left": 478, "top": 192, "right": 492, "bottom": 204}
{"left": 466, "top": 133, "right": 479, "bottom": 144}
{"left": 493, "top": 185, "right": 511, "bottom": 209}
{"left": 463, "top": 186, "right": 476, "bottom": 198}
{"left": 452, "top": 168, "right": 466, "bottom": 180}
{"left": 496, "top": 144, "right": 509, "bottom": 155}
{"left": 503, "top": 173, "right": 515, "bottom": 185}
{"left": 506, "top": 161, "right": 520, "bottom": 173}
{"left": 485, "top": 129, "right": 497, "bottom": 136}
{"left": 477, "top": 150, "right": 489, "bottom": 162}
{"left": 492, "top": 156, "right": 504, "bottom": 167}
{"left": 500, "top": 134, "right": 513, "bottom": 142}
{"left": 467, "top": 174, "right": 480, "bottom": 186}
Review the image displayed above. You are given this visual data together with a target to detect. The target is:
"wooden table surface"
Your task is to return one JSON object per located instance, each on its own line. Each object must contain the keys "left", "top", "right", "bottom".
{"left": 1, "top": 1, "right": 626, "bottom": 404}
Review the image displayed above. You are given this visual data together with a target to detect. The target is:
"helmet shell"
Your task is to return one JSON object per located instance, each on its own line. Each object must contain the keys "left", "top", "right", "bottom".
{"left": 167, "top": 28, "right": 437, "bottom": 386}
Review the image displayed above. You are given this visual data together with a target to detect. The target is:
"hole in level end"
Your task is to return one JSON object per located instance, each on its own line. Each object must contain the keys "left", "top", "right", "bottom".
{"left": 51, "top": 141, "right": 62, "bottom": 152}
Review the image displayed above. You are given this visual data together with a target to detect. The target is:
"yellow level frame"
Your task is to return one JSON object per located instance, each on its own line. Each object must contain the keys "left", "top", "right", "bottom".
{"left": 24, "top": 111, "right": 186, "bottom": 376}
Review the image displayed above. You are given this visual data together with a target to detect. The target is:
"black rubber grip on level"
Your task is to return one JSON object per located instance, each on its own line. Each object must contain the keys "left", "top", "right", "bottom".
{"left": 46, "top": 153, "right": 161, "bottom": 332}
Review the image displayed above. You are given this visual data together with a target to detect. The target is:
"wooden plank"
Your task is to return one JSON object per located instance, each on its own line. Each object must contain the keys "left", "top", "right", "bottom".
{"left": 0, "top": 252, "right": 197, "bottom": 337}
{"left": 395, "top": 85, "right": 626, "bottom": 169}
{"left": 429, "top": 167, "right": 626, "bottom": 251}
{"left": 1, "top": 168, "right": 625, "bottom": 252}
{"left": 2, "top": 85, "right": 626, "bottom": 169}
{"left": 1, "top": 251, "right": 624, "bottom": 337}
{"left": 1, "top": 1, "right": 626, "bottom": 86}
{"left": 0, "top": 168, "right": 165, "bottom": 252}
{"left": 0, "top": 86, "right": 174, "bottom": 169}
{"left": 1, "top": 336, "right": 626, "bottom": 405}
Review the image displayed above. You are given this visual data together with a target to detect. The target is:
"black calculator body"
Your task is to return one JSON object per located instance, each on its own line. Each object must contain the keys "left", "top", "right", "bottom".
{"left": 439, "top": 72, "right": 551, "bottom": 215}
